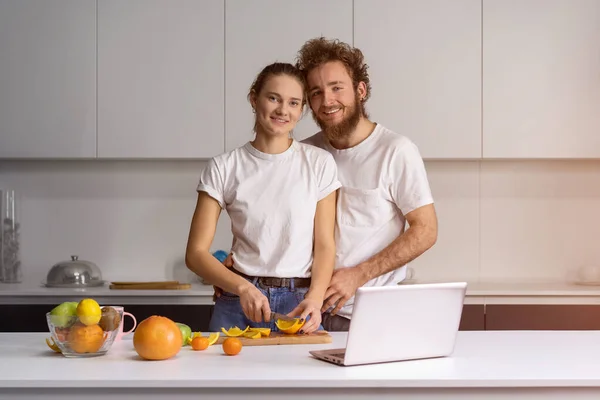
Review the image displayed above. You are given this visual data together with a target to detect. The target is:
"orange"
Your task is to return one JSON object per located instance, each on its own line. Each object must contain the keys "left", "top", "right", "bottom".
{"left": 133, "top": 315, "right": 183, "bottom": 360}
{"left": 222, "top": 337, "right": 242, "bottom": 356}
{"left": 191, "top": 336, "right": 209, "bottom": 351}
{"left": 68, "top": 323, "right": 105, "bottom": 353}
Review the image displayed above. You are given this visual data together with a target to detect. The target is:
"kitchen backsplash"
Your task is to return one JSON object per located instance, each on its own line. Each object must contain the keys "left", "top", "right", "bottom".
{"left": 2, "top": 159, "right": 600, "bottom": 285}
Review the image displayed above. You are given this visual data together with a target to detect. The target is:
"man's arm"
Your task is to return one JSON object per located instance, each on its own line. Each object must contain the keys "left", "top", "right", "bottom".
{"left": 356, "top": 203, "right": 438, "bottom": 282}
{"left": 322, "top": 203, "right": 438, "bottom": 315}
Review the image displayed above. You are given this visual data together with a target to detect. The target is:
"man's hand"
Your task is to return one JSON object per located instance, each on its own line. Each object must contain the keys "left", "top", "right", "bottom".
{"left": 287, "top": 297, "right": 322, "bottom": 334}
{"left": 239, "top": 285, "right": 271, "bottom": 323}
{"left": 212, "top": 253, "right": 234, "bottom": 301}
{"left": 321, "top": 266, "right": 367, "bottom": 315}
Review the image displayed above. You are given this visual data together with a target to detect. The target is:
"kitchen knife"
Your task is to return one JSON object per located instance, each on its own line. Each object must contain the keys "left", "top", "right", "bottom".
{"left": 270, "top": 312, "right": 297, "bottom": 322}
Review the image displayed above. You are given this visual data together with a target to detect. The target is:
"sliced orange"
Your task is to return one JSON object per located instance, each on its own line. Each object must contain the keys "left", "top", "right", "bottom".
{"left": 220, "top": 326, "right": 249, "bottom": 337}
{"left": 248, "top": 327, "right": 271, "bottom": 337}
{"left": 207, "top": 332, "right": 220, "bottom": 345}
{"left": 275, "top": 318, "right": 304, "bottom": 334}
{"left": 243, "top": 331, "right": 261, "bottom": 339}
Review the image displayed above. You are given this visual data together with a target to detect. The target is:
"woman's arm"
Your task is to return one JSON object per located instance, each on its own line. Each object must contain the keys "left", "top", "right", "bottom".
{"left": 287, "top": 189, "right": 337, "bottom": 333}
{"left": 186, "top": 192, "right": 271, "bottom": 322}
{"left": 185, "top": 192, "right": 253, "bottom": 296}
{"left": 306, "top": 189, "right": 337, "bottom": 303}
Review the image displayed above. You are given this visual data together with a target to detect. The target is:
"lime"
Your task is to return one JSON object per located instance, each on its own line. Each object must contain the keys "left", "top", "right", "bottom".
{"left": 176, "top": 322, "right": 192, "bottom": 345}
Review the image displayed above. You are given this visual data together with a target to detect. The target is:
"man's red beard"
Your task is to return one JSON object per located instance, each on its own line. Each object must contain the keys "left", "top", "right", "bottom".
{"left": 313, "top": 91, "right": 362, "bottom": 142}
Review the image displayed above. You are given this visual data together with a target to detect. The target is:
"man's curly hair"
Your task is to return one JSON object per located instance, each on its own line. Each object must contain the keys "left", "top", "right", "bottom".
{"left": 295, "top": 37, "right": 372, "bottom": 104}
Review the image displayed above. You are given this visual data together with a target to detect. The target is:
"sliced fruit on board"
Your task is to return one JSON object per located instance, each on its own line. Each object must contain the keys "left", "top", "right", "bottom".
{"left": 248, "top": 327, "right": 271, "bottom": 337}
{"left": 214, "top": 331, "right": 332, "bottom": 346}
{"left": 220, "top": 326, "right": 249, "bottom": 337}
{"left": 243, "top": 331, "right": 261, "bottom": 339}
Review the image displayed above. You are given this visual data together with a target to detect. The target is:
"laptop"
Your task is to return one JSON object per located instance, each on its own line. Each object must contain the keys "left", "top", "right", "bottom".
{"left": 310, "top": 281, "right": 467, "bottom": 366}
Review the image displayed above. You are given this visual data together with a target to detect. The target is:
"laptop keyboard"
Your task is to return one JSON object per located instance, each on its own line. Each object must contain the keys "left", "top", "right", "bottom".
{"left": 330, "top": 352, "right": 346, "bottom": 359}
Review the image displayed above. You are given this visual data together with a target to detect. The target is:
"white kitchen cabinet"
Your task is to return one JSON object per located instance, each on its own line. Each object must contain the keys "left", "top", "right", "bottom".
{"left": 97, "top": 0, "right": 224, "bottom": 158}
{"left": 0, "top": 0, "right": 96, "bottom": 159}
{"left": 354, "top": 0, "right": 482, "bottom": 159}
{"left": 483, "top": 0, "right": 600, "bottom": 158}
{"left": 225, "top": 0, "right": 353, "bottom": 151}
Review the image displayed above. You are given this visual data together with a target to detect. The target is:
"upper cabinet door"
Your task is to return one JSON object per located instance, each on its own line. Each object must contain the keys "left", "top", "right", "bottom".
{"left": 483, "top": 0, "right": 600, "bottom": 158}
{"left": 225, "top": 0, "right": 353, "bottom": 152}
{"left": 98, "top": 0, "right": 224, "bottom": 158}
{"left": 0, "top": 0, "right": 96, "bottom": 159}
{"left": 354, "top": 0, "right": 482, "bottom": 159}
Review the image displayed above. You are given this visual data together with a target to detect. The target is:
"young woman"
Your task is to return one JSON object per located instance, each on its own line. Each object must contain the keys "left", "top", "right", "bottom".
{"left": 185, "top": 62, "right": 340, "bottom": 334}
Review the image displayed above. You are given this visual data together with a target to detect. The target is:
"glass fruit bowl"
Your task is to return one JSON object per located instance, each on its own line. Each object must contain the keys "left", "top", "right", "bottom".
{"left": 45, "top": 306, "right": 123, "bottom": 358}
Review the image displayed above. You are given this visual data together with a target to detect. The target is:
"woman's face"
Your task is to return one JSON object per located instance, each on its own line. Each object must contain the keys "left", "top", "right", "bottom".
{"left": 251, "top": 74, "right": 304, "bottom": 138}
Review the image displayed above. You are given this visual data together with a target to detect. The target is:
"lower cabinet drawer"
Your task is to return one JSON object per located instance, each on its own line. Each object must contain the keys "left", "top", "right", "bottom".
{"left": 0, "top": 304, "right": 213, "bottom": 333}
{"left": 459, "top": 304, "right": 485, "bottom": 331}
{"left": 486, "top": 305, "right": 600, "bottom": 330}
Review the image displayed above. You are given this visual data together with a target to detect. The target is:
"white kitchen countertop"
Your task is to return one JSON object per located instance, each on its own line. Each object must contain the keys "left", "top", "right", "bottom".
{"left": 1, "top": 280, "right": 600, "bottom": 305}
{"left": 0, "top": 281, "right": 216, "bottom": 305}
{"left": 2, "top": 331, "right": 600, "bottom": 399}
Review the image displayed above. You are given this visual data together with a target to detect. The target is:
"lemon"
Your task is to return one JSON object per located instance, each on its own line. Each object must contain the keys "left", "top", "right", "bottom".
{"left": 76, "top": 298, "right": 102, "bottom": 326}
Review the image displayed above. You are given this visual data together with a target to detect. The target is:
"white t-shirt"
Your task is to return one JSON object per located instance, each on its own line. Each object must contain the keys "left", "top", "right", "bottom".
{"left": 303, "top": 123, "right": 434, "bottom": 318}
{"left": 197, "top": 140, "right": 341, "bottom": 278}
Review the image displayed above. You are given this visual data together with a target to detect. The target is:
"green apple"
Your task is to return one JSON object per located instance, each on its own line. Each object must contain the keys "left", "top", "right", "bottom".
{"left": 176, "top": 322, "right": 192, "bottom": 345}
{"left": 49, "top": 301, "right": 78, "bottom": 328}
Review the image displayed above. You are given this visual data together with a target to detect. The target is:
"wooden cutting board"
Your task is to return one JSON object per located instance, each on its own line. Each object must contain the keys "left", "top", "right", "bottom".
{"left": 109, "top": 281, "right": 191, "bottom": 290}
{"left": 215, "top": 331, "right": 332, "bottom": 346}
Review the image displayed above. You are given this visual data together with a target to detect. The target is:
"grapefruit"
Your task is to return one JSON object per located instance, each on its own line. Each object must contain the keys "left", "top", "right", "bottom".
{"left": 133, "top": 315, "right": 183, "bottom": 360}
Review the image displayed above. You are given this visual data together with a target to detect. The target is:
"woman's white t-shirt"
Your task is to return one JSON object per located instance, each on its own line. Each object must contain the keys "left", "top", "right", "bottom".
{"left": 197, "top": 140, "right": 341, "bottom": 278}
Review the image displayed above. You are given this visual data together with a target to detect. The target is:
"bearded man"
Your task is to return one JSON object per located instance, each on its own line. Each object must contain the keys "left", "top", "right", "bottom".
{"left": 296, "top": 37, "right": 439, "bottom": 331}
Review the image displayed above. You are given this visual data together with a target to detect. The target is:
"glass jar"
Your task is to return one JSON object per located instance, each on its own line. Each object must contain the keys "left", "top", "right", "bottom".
{"left": 1, "top": 190, "right": 22, "bottom": 283}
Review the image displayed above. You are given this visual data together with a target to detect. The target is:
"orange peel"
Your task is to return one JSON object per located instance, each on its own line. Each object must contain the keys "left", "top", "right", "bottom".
{"left": 45, "top": 337, "right": 61, "bottom": 353}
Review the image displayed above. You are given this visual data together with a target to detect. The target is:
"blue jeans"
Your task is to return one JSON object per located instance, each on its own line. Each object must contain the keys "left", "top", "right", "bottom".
{"left": 209, "top": 278, "right": 321, "bottom": 332}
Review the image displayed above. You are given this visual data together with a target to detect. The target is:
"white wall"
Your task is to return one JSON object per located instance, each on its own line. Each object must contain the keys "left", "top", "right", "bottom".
{"left": 3, "top": 158, "right": 600, "bottom": 285}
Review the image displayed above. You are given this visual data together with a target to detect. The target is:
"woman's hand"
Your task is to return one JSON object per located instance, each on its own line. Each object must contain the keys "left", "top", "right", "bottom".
{"left": 287, "top": 297, "right": 322, "bottom": 334}
{"left": 238, "top": 285, "right": 271, "bottom": 323}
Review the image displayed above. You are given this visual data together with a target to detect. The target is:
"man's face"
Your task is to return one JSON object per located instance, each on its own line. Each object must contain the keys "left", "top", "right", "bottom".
{"left": 306, "top": 61, "right": 364, "bottom": 141}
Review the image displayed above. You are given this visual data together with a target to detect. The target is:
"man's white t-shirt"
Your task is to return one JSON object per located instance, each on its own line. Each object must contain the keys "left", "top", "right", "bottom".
{"left": 303, "top": 123, "right": 434, "bottom": 318}
{"left": 197, "top": 140, "right": 341, "bottom": 278}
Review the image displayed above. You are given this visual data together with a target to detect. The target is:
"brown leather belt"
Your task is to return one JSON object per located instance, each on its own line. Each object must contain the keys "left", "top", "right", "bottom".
{"left": 233, "top": 268, "right": 311, "bottom": 288}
